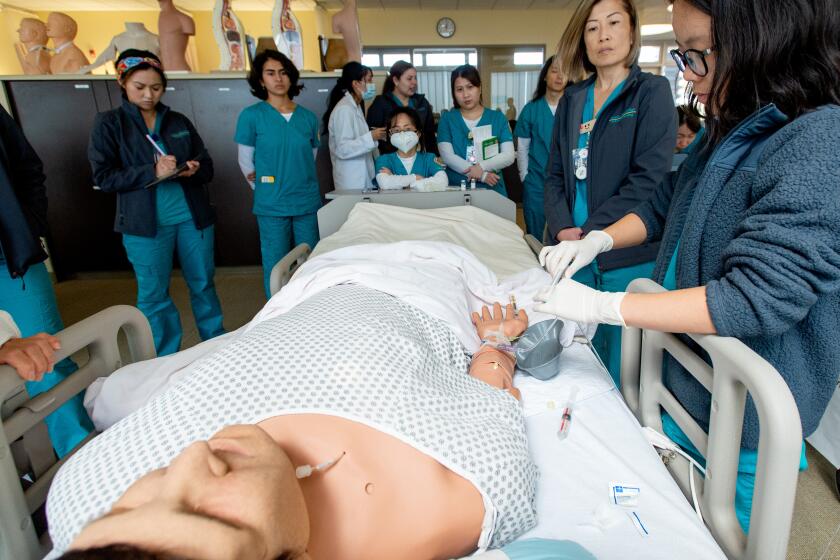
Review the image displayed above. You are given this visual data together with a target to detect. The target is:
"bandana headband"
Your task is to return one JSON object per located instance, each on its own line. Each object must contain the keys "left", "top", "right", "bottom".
{"left": 117, "top": 56, "right": 162, "bottom": 79}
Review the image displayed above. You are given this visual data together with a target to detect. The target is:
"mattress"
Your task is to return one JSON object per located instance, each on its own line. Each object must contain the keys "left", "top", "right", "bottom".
{"left": 514, "top": 344, "right": 726, "bottom": 559}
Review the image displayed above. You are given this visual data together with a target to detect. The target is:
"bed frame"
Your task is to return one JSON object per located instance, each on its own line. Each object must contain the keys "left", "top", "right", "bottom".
{"left": 621, "top": 278, "right": 802, "bottom": 560}
{"left": 0, "top": 201, "right": 802, "bottom": 560}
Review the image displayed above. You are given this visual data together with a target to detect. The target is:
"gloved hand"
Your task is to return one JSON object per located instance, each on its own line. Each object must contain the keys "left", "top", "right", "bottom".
{"left": 538, "top": 230, "right": 614, "bottom": 279}
{"left": 533, "top": 278, "right": 626, "bottom": 326}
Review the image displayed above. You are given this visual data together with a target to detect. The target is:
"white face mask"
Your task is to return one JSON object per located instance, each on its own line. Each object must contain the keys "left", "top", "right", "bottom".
{"left": 390, "top": 130, "right": 420, "bottom": 153}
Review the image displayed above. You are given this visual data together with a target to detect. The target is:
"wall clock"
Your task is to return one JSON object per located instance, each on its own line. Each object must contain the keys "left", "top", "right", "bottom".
{"left": 436, "top": 17, "right": 456, "bottom": 39}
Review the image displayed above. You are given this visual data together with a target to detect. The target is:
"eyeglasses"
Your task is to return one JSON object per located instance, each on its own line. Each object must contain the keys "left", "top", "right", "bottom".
{"left": 389, "top": 127, "right": 418, "bottom": 135}
{"left": 669, "top": 46, "right": 714, "bottom": 77}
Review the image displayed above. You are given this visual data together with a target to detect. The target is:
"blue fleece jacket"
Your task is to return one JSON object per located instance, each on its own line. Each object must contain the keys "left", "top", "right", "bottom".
{"left": 632, "top": 104, "right": 840, "bottom": 449}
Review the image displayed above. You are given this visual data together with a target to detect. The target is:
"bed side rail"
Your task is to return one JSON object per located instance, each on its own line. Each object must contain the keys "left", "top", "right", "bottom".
{"left": 269, "top": 243, "right": 311, "bottom": 297}
{"left": 0, "top": 305, "right": 155, "bottom": 560}
{"left": 620, "top": 278, "right": 801, "bottom": 560}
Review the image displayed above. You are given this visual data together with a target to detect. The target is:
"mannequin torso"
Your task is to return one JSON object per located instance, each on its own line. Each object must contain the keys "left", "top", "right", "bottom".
{"left": 83, "top": 23, "right": 160, "bottom": 73}
{"left": 259, "top": 413, "right": 484, "bottom": 560}
{"left": 158, "top": 0, "right": 195, "bottom": 71}
{"left": 332, "top": 0, "right": 362, "bottom": 63}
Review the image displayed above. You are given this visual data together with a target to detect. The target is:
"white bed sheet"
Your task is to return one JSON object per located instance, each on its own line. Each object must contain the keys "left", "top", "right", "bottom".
{"left": 514, "top": 344, "right": 726, "bottom": 559}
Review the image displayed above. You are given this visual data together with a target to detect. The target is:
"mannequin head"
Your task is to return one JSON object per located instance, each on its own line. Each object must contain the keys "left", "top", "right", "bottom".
{"left": 63, "top": 425, "right": 310, "bottom": 560}
{"left": 46, "top": 12, "right": 78, "bottom": 41}
{"left": 17, "top": 18, "right": 48, "bottom": 45}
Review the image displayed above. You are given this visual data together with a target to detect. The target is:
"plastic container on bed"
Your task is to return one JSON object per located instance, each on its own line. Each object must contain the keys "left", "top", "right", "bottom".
{"left": 514, "top": 319, "right": 565, "bottom": 381}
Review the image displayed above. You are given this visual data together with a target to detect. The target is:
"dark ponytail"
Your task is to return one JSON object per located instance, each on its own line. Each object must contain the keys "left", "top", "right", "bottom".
{"left": 322, "top": 61, "right": 372, "bottom": 134}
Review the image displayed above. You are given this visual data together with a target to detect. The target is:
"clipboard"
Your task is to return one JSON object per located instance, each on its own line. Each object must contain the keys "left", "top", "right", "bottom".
{"left": 144, "top": 163, "right": 190, "bottom": 189}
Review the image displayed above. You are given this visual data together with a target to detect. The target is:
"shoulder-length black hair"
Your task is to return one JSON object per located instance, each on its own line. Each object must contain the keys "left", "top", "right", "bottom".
{"left": 673, "top": 0, "right": 840, "bottom": 146}
{"left": 322, "top": 61, "right": 372, "bottom": 133}
{"left": 116, "top": 49, "right": 167, "bottom": 96}
{"left": 383, "top": 60, "right": 415, "bottom": 95}
{"left": 450, "top": 64, "right": 483, "bottom": 109}
{"left": 531, "top": 55, "right": 570, "bottom": 102}
{"left": 247, "top": 49, "right": 302, "bottom": 100}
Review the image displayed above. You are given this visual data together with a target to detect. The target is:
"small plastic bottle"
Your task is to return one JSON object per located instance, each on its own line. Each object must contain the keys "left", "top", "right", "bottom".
{"left": 470, "top": 178, "right": 476, "bottom": 190}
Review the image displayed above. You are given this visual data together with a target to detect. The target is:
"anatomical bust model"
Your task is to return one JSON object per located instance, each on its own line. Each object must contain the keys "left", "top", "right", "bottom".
{"left": 81, "top": 23, "right": 160, "bottom": 74}
{"left": 46, "top": 12, "right": 89, "bottom": 74}
{"left": 15, "top": 18, "right": 51, "bottom": 75}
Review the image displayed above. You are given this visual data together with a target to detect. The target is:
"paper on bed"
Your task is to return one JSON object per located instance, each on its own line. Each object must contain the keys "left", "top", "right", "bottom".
{"left": 310, "top": 203, "right": 538, "bottom": 279}
{"left": 515, "top": 344, "right": 726, "bottom": 560}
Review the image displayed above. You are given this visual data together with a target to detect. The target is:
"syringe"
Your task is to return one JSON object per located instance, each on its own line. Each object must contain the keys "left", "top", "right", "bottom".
{"left": 557, "top": 385, "right": 580, "bottom": 441}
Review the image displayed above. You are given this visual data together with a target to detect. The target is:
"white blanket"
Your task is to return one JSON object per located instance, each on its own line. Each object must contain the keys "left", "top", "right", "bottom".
{"left": 85, "top": 241, "right": 575, "bottom": 431}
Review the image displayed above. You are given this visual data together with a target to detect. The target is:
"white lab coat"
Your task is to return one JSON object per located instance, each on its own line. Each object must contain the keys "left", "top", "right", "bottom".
{"left": 0, "top": 310, "right": 20, "bottom": 347}
{"left": 328, "top": 92, "right": 376, "bottom": 190}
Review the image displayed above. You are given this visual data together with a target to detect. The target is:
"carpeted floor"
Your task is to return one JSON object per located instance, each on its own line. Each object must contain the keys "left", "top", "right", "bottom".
{"left": 51, "top": 267, "right": 840, "bottom": 560}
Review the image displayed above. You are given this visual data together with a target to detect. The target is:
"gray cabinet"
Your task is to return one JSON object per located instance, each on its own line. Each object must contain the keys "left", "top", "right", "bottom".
{"left": 4, "top": 76, "right": 338, "bottom": 278}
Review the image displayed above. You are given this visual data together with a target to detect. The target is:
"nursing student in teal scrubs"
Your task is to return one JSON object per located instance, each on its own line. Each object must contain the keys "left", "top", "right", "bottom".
{"left": 542, "top": 0, "right": 676, "bottom": 384}
{"left": 438, "top": 65, "right": 516, "bottom": 195}
{"left": 515, "top": 56, "right": 568, "bottom": 239}
{"left": 235, "top": 50, "right": 321, "bottom": 299}
{"left": 375, "top": 107, "right": 448, "bottom": 191}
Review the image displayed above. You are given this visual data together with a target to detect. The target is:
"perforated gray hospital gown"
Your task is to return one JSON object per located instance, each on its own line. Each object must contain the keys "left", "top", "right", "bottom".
{"left": 47, "top": 285, "right": 538, "bottom": 554}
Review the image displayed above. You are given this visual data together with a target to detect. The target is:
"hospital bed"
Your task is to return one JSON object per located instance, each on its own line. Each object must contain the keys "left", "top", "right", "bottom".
{"left": 0, "top": 192, "right": 801, "bottom": 560}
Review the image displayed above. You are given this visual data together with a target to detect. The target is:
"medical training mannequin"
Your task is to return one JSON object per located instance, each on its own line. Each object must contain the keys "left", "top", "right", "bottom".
{"left": 80, "top": 23, "right": 160, "bottom": 74}
{"left": 515, "top": 55, "right": 568, "bottom": 239}
{"left": 375, "top": 107, "right": 448, "bottom": 192}
{"left": 158, "top": 0, "right": 195, "bottom": 71}
{"left": 54, "top": 302, "right": 530, "bottom": 560}
{"left": 537, "top": 0, "right": 840, "bottom": 533}
{"left": 332, "top": 0, "right": 362, "bottom": 63}
{"left": 324, "top": 62, "right": 385, "bottom": 190}
{"left": 46, "top": 12, "right": 89, "bottom": 74}
{"left": 235, "top": 50, "right": 322, "bottom": 298}
{"left": 15, "top": 18, "right": 51, "bottom": 75}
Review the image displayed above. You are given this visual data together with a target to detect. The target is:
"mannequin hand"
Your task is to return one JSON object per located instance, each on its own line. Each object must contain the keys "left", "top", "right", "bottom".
{"left": 370, "top": 127, "right": 387, "bottom": 141}
{"left": 533, "top": 278, "right": 626, "bottom": 326}
{"left": 471, "top": 302, "right": 529, "bottom": 341}
{"left": 179, "top": 160, "right": 200, "bottom": 178}
{"left": 556, "top": 227, "right": 584, "bottom": 242}
{"left": 540, "top": 230, "right": 614, "bottom": 279}
{"left": 155, "top": 155, "right": 177, "bottom": 178}
{"left": 0, "top": 333, "right": 60, "bottom": 382}
{"left": 466, "top": 164, "right": 484, "bottom": 180}
{"left": 483, "top": 172, "right": 500, "bottom": 186}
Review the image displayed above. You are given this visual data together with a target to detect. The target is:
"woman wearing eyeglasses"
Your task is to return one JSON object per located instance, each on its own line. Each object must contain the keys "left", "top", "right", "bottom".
{"left": 375, "top": 107, "right": 447, "bottom": 191}
{"left": 88, "top": 49, "right": 224, "bottom": 356}
{"left": 543, "top": 0, "right": 678, "bottom": 383}
{"left": 537, "top": 0, "right": 840, "bottom": 532}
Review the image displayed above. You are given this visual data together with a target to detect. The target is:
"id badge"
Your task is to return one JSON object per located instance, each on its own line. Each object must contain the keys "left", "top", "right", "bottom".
{"left": 572, "top": 147, "right": 588, "bottom": 180}
{"left": 465, "top": 145, "right": 477, "bottom": 164}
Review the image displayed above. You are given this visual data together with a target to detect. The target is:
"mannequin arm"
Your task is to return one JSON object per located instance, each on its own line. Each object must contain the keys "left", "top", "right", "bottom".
{"left": 469, "top": 303, "right": 529, "bottom": 400}
{"left": 181, "top": 13, "right": 196, "bottom": 35}
{"left": 82, "top": 38, "right": 117, "bottom": 71}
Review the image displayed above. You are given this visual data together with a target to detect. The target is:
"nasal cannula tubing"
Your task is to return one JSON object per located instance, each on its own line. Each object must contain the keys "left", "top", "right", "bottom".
{"left": 557, "top": 385, "right": 579, "bottom": 441}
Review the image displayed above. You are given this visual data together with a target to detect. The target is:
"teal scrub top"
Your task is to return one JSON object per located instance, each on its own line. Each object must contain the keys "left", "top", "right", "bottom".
{"left": 572, "top": 81, "right": 626, "bottom": 228}
{"left": 149, "top": 113, "right": 191, "bottom": 227}
{"left": 437, "top": 107, "right": 513, "bottom": 195}
{"left": 515, "top": 97, "right": 555, "bottom": 194}
{"left": 663, "top": 239, "right": 681, "bottom": 290}
{"left": 388, "top": 92, "right": 415, "bottom": 108}
{"left": 375, "top": 151, "right": 443, "bottom": 178}
{"left": 234, "top": 102, "right": 321, "bottom": 217}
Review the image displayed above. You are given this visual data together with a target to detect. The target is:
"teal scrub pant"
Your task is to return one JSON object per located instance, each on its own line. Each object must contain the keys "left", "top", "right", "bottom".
{"left": 662, "top": 414, "right": 808, "bottom": 533}
{"left": 122, "top": 222, "right": 224, "bottom": 357}
{"left": 522, "top": 182, "right": 546, "bottom": 240}
{"left": 573, "top": 260, "right": 655, "bottom": 387}
{"left": 0, "top": 260, "right": 93, "bottom": 458}
{"left": 256, "top": 213, "right": 319, "bottom": 299}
